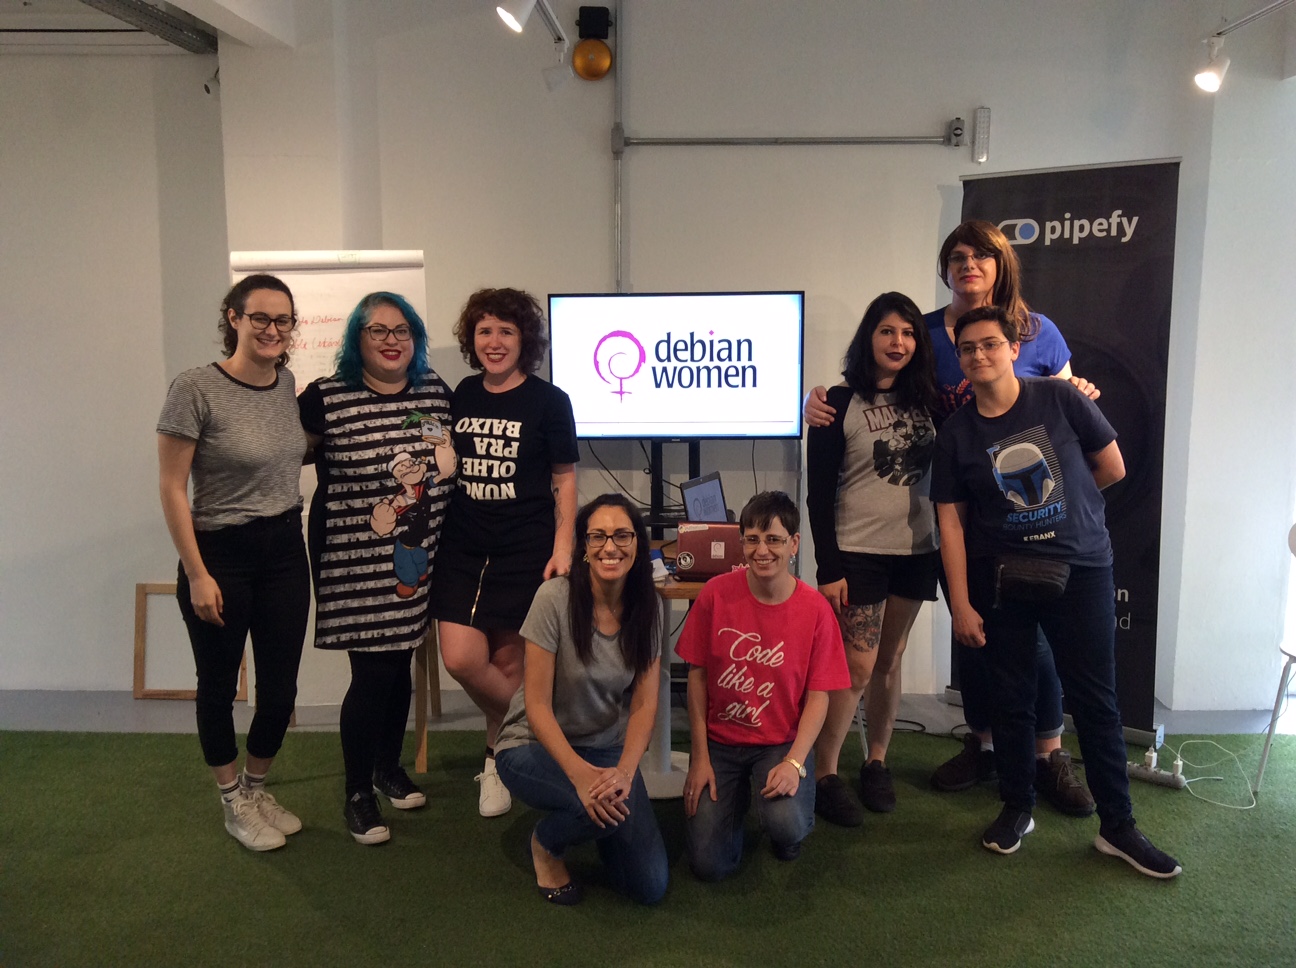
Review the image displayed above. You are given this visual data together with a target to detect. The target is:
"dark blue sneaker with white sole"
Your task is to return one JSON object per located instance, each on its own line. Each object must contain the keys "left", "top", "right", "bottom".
{"left": 981, "top": 806, "right": 1035, "bottom": 854}
{"left": 1095, "top": 821, "right": 1182, "bottom": 879}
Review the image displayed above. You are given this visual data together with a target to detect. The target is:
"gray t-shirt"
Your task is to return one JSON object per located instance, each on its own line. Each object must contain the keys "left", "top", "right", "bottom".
{"left": 494, "top": 577, "right": 659, "bottom": 754}
{"left": 157, "top": 363, "right": 306, "bottom": 530}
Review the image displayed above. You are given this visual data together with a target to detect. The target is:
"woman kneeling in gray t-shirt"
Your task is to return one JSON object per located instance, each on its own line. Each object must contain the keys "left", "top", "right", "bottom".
{"left": 494, "top": 493, "right": 668, "bottom": 905}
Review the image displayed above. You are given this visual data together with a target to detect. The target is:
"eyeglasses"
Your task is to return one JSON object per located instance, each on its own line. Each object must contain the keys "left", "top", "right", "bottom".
{"left": 956, "top": 339, "right": 1010, "bottom": 358}
{"left": 241, "top": 312, "right": 297, "bottom": 333}
{"left": 947, "top": 252, "right": 995, "bottom": 268}
{"left": 585, "top": 530, "right": 637, "bottom": 549}
{"left": 364, "top": 324, "right": 413, "bottom": 342}
{"left": 741, "top": 534, "right": 790, "bottom": 549}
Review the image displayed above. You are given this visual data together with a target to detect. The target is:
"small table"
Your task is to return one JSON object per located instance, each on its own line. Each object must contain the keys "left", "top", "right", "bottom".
{"left": 641, "top": 577, "right": 705, "bottom": 799}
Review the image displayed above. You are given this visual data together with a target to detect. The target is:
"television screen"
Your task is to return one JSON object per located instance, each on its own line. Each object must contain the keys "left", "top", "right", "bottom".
{"left": 548, "top": 291, "right": 804, "bottom": 439}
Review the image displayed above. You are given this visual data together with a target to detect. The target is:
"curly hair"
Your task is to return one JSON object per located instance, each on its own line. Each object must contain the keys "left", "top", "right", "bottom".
{"left": 565, "top": 493, "right": 660, "bottom": 674}
{"left": 452, "top": 288, "right": 548, "bottom": 375}
{"left": 333, "top": 292, "right": 432, "bottom": 389}
{"left": 841, "top": 291, "right": 938, "bottom": 415}
{"left": 936, "top": 220, "right": 1039, "bottom": 341}
{"left": 218, "top": 274, "right": 296, "bottom": 369}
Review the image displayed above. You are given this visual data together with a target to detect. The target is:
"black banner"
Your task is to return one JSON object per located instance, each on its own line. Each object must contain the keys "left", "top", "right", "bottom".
{"left": 961, "top": 161, "right": 1179, "bottom": 733}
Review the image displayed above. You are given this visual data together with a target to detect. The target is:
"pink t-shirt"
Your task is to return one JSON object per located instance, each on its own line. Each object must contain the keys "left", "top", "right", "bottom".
{"left": 675, "top": 570, "right": 849, "bottom": 747}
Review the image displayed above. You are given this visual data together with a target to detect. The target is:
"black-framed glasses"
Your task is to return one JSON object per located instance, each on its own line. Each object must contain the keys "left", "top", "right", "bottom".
{"left": 956, "top": 339, "right": 1010, "bottom": 358}
{"left": 364, "top": 324, "right": 413, "bottom": 342}
{"left": 241, "top": 312, "right": 297, "bottom": 333}
{"left": 586, "top": 530, "right": 637, "bottom": 549}
{"left": 947, "top": 252, "right": 995, "bottom": 267}
{"left": 741, "top": 534, "right": 789, "bottom": 548}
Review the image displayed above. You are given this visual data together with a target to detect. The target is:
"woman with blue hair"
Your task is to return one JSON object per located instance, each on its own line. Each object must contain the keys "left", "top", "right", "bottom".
{"left": 298, "top": 292, "right": 457, "bottom": 844}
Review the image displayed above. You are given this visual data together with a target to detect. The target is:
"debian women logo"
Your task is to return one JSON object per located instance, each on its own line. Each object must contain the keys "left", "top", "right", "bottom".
{"left": 593, "top": 330, "right": 646, "bottom": 399}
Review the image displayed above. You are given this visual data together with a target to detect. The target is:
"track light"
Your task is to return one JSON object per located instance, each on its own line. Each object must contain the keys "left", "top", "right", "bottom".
{"left": 496, "top": 0, "right": 535, "bottom": 33}
{"left": 496, "top": 0, "right": 566, "bottom": 46}
{"left": 1190, "top": 0, "right": 1296, "bottom": 92}
{"left": 1194, "top": 37, "right": 1229, "bottom": 92}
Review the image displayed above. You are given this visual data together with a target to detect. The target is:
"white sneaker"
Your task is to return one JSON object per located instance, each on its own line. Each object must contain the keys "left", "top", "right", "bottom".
{"left": 223, "top": 792, "right": 287, "bottom": 851}
{"left": 248, "top": 787, "right": 303, "bottom": 835}
{"left": 476, "top": 757, "right": 512, "bottom": 818}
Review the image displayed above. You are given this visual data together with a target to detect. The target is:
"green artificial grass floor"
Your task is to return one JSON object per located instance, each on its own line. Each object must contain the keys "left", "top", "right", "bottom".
{"left": 2, "top": 729, "right": 1293, "bottom": 968}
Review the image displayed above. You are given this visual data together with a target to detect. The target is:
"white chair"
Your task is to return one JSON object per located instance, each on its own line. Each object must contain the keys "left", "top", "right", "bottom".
{"left": 1253, "top": 523, "right": 1296, "bottom": 794}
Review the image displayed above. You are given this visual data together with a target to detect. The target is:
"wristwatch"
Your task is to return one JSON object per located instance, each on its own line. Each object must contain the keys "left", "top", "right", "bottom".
{"left": 783, "top": 755, "right": 806, "bottom": 778}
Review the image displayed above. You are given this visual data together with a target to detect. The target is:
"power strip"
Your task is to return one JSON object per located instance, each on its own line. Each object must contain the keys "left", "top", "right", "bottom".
{"left": 1127, "top": 761, "right": 1187, "bottom": 789}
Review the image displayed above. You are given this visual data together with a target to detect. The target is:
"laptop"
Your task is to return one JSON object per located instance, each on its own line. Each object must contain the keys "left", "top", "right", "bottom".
{"left": 679, "top": 471, "right": 731, "bottom": 523}
{"left": 675, "top": 522, "right": 745, "bottom": 581}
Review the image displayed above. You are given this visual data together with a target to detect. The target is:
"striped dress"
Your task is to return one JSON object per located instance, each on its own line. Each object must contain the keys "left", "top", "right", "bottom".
{"left": 298, "top": 373, "right": 455, "bottom": 652}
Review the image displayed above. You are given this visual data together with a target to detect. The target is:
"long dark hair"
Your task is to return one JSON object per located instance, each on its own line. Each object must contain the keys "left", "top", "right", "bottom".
{"left": 841, "top": 291, "right": 938, "bottom": 414}
{"left": 218, "top": 274, "right": 295, "bottom": 369}
{"left": 566, "top": 493, "right": 659, "bottom": 674}
{"left": 936, "top": 219, "right": 1039, "bottom": 341}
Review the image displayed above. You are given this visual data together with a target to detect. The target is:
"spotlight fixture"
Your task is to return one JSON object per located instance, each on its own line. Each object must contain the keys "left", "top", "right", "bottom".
{"left": 1194, "top": 37, "right": 1229, "bottom": 92}
{"left": 496, "top": 0, "right": 567, "bottom": 46}
{"left": 1192, "top": 0, "right": 1295, "bottom": 93}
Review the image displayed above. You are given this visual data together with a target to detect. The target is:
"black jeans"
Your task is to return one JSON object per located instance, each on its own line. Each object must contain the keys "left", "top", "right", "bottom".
{"left": 340, "top": 648, "right": 415, "bottom": 797}
{"left": 968, "top": 558, "right": 1132, "bottom": 827}
{"left": 177, "top": 509, "right": 310, "bottom": 767}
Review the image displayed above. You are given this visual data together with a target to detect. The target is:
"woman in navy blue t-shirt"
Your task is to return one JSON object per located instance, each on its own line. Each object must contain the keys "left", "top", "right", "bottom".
{"left": 930, "top": 305, "right": 1179, "bottom": 879}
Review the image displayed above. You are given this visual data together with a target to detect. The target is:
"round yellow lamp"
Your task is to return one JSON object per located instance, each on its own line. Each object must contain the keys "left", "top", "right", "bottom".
{"left": 573, "top": 37, "right": 612, "bottom": 80}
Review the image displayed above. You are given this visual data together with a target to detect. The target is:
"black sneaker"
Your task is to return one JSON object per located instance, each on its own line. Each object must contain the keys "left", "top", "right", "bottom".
{"left": 374, "top": 767, "right": 427, "bottom": 810}
{"left": 344, "top": 791, "right": 390, "bottom": 845}
{"left": 981, "top": 806, "right": 1035, "bottom": 854}
{"left": 1095, "top": 821, "right": 1182, "bottom": 879}
{"left": 1035, "top": 750, "right": 1095, "bottom": 817}
{"left": 931, "top": 733, "right": 997, "bottom": 792}
{"left": 814, "top": 774, "right": 864, "bottom": 827}
{"left": 858, "top": 760, "right": 897, "bottom": 814}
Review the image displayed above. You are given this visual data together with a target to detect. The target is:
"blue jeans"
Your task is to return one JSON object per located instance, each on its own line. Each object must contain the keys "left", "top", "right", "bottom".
{"left": 969, "top": 559, "right": 1131, "bottom": 827}
{"left": 495, "top": 743, "right": 668, "bottom": 905}
{"left": 686, "top": 740, "right": 815, "bottom": 882}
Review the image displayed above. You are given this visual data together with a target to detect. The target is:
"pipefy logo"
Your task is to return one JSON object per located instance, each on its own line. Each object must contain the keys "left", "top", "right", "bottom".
{"left": 593, "top": 330, "right": 646, "bottom": 400}
{"left": 997, "top": 209, "right": 1139, "bottom": 247}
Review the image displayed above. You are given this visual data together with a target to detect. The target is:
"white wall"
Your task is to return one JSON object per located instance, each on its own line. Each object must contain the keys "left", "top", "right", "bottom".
{"left": 0, "top": 54, "right": 225, "bottom": 689}
{"left": 3, "top": 0, "right": 1293, "bottom": 710}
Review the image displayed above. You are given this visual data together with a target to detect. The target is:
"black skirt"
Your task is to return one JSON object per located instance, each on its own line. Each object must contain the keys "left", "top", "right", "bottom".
{"left": 429, "top": 542, "right": 551, "bottom": 631}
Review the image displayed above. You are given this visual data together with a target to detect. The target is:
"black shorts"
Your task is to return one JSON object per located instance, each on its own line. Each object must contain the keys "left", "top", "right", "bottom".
{"left": 428, "top": 542, "right": 550, "bottom": 631}
{"left": 838, "top": 550, "right": 939, "bottom": 607}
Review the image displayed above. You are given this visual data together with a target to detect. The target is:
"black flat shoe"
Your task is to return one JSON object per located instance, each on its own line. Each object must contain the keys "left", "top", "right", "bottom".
{"left": 538, "top": 881, "right": 583, "bottom": 906}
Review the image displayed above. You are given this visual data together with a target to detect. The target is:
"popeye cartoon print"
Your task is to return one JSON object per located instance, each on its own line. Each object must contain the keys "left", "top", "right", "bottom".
{"left": 369, "top": 436, "right": 451, "bottom": 599}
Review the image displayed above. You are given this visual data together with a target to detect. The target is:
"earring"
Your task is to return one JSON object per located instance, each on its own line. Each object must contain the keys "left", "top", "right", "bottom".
{"left": 582, "top": 553, "right": 590, "bottom": 563}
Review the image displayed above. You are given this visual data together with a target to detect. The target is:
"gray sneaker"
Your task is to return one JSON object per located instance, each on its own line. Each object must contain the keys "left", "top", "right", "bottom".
{"left": 223, "top": 792, "right": 287, "bottom": 852}
{"left": 248, "top": 787, "right": 303, "bottom": 835}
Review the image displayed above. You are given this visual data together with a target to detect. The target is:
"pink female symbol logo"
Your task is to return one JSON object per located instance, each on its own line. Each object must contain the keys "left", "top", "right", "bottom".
{"left": 593, "top": 330, "right": 646, "bottom": 400}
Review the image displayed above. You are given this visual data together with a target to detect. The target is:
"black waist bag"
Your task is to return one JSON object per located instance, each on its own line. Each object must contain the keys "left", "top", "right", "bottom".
{"left": 994, "top": 555, "right": 1070, "bottom": 604}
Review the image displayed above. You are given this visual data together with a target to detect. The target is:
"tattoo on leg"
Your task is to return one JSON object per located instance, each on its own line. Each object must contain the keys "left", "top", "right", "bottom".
{"left": 844, "top": 602, "right": 884, "bottom": 654}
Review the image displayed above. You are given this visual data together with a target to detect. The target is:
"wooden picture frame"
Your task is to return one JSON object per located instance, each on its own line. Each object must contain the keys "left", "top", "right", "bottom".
{"left": 133, "top": 582, "right": 246, "bottom": 700}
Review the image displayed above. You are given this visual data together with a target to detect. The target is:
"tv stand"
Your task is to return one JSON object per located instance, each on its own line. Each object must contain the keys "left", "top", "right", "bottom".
{"left": 648, "top": 438, "right": 700, "bottom": 538}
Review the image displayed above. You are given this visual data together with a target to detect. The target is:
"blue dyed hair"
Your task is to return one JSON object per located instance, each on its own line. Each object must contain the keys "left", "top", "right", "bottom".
{"left": 334, "top": 291, "right": 432, "bottom": 388}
